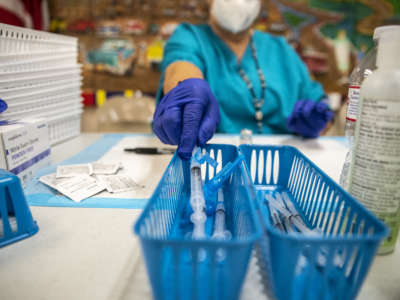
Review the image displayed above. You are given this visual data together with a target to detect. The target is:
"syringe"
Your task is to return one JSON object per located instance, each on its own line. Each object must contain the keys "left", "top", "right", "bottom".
{"left": 212, "top": 188, "right": 231, "bottom": 240}
{"left": 267, "top": 201, "right": 285, "bottom": 232}
{"left": 190, "top": 147, "right": 207, "bottom": 239}
{"left": 279, "top": 192, "right": 307, "bottom": 228}
{"left": 269, "top": 192, "right": 319, "bottom": 235}
{"left": 266, "top": 193, "right": 302, "bottom": 233}
{"left": 278, "top": 192, "right": 318, "bottom": 234}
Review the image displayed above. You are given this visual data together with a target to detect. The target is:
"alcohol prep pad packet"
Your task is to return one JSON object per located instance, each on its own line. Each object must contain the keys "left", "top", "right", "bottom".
{"left": 97, "top": 174, "right": 143, "bottom": 193}
{"left": 90, "top": 162, "right": 121, "bottom": 175}
{"left": 55, "top": 175, "right": 106, "bottom": 202}
{"left": 56, "top": 164, "right": 93, "bottom": 178}
{"left": 39, "top": 173, "right": 72, "bottom": 190}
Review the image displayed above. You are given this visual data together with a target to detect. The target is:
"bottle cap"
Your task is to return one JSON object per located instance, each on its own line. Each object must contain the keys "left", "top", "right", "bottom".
{"left": 373, "top": 25, "right": 400, "bottom": 41}
{"left": 376, "top": 29, "right": 400, "bottom": 68}
{"left": 240, "top": 128, "right": 253, "bottom": 144}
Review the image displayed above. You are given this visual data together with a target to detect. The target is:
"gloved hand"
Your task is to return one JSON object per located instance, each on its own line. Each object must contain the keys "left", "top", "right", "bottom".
{"left": 153, "top": 78, "right": 220, "bottom": 159}
{"left": 0, "top": 99, "right": 8, "bottom": 113}
{"left": 286, "top": 100, "right": 334, "bottom": 138}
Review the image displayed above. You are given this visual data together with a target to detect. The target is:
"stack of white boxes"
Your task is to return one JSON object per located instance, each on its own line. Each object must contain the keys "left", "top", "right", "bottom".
{"left": 0, "top": 23, "right": 82, "bottom": 145}
{"left": 0, "top": 23, "right": 82, "bottom": 185}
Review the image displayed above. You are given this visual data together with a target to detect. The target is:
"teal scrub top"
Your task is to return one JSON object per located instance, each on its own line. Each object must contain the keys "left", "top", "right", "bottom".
{"left": 156, "top": 23, "right": 325, "bottom": 134}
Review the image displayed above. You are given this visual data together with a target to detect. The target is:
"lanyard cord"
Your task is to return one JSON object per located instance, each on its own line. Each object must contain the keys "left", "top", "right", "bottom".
{"left": 237, "top": 37, "right": 266, "bottom": 133}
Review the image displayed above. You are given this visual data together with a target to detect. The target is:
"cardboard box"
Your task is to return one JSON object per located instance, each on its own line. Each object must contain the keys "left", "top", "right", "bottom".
{"left": 0, "top": 119, "right": 51, "bottom": 187}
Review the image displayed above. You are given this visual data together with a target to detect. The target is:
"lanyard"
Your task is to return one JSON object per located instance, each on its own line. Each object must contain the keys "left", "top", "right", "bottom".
{"left": 237, "top": 37, "right": 266, "bottom": 133}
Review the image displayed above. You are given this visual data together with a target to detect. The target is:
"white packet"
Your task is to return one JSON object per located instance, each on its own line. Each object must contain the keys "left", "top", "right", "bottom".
{"left": 97, "top": 174, "right": 143, "bottom": 193}
{"left": 0, "top": 216, "right": 18, "bottom": 236}
{"left": 90, "top": 162, "right": 121, "bottom": 175}
{"left": 39, "top": 173, "right": 71, "bottom": 190}
{"left": 56, "top": 164, "right": 93, "bottom": 178}
{"left": 56, "top": 175, "right": 106, "bottom": 202}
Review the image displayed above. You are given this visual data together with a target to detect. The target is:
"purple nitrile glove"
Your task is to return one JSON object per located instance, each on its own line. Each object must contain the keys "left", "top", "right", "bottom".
{"left": 0, "top": 99, "right": 8, "bottom": 113}
{"left": 153, "top": 78, "right": 220, "bottom": 159}
{"left": 286, "top": 100, "right": 334, "bottom": 138}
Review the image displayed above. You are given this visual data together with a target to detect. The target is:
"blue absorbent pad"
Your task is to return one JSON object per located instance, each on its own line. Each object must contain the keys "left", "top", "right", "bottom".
{"left": 25, "top": 134, "right": 150, "bottom": 209}
{"left": 25, "top": 134, "right": 346, "bottom": 209}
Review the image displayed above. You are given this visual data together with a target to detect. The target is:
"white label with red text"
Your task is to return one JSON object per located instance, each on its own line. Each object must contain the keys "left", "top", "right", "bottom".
{"left": 346, "top": 86, "right": 360, "bottom": 122}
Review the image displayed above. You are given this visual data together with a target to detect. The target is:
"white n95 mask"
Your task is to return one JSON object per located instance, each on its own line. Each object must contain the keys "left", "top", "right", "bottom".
{"left": 211, "top": 0, "right": 261, "bottom": 34}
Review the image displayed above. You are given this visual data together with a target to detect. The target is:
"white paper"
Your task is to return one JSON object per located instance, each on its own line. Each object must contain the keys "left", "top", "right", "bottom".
{"left": 97, "top": 174, "right": 144, "bottom": 193}
{"left": 56, "top": 164, "right": 93, "bottom": 178}
{"left": 56, "top": 175, "right": 106, "bottom": 202}
{"left": 92, "top": 137, "right": 172, "bottom": 199}
{"left": 0, "top": 216, "right": 18, "bottom": 236}
{"left": 91, "top": 162, "right": 121, "bottom": 175}
{"left": 39, "top": 173, "right": 71, "bottom": 190}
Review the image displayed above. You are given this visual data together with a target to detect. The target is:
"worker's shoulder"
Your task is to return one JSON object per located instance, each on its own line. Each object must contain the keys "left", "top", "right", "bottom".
{"left": 172, "top": 22, "right": 210, "bottom": 39}
{"left": 254, "top": 30, "right": 293, "bottom": 52}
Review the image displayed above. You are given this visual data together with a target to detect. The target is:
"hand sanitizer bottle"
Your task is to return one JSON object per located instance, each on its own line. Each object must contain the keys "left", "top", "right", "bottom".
{"left": 340, "top": 25, "right": 400, "bottom": 190}
{"left": 348, "top": 28, "right": 400, "bottom": 254}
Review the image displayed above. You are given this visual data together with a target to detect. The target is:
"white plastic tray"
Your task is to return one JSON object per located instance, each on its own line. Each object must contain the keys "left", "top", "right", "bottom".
{"left": 0, "top": 50, "right": 77, "bottom": 63}
{"left": 48, "top": 111, "right": 82, "bottom": 145}
{"left": 0, "top": 67, "right": 81, "bottom": 88}
{"left": 1, "top": 81, "right": 81, "bottom": 102}
{"left": 0, "top": 54, "right": 78, "bottom": 69}
{"left": 0, "top": 101, "right": 83, "bottom": 120}
{"left": 0, "top": 75, "right": 82, "bottom": 94}
{"left": 0, "top": 23, "right": 82, "bottom": 146}
{"left": 1, "top": 93, "right": 81, "bottom": 117}
{"left": 0, "top": 23, "right": 77, "bottom": 54}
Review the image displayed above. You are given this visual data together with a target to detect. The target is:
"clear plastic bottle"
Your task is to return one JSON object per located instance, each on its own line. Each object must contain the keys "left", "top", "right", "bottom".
{"left": 348, "top": 28, "right": 400, "bottom": 254}
{"left": 240, "top": 128, "right": 253, "bottom": 144}
{"left": 340, "top": 25, "right": 400, "bottom": 190}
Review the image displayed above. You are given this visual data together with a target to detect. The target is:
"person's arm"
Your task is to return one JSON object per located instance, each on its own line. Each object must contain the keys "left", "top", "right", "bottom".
{"left": 155, "top": 24, "right": 206, "bottom": 101}
{"left": 153, "top": 24, "right": 220, "bottom": 159}
{"left": 163, "top": 61, "right": 204, "bottom": 93}
{"left": 278, "top": 38, "right": 333, "bottom": 138}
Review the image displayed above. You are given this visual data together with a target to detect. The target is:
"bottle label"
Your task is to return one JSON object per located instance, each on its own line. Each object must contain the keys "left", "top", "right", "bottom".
{"left": 346, "top": 86, "right": 360, "bottom": 122}
{"left": 350, "top": 97, "right": 400, "bottom": 249}
{"left": 378, "top": 212, "right": 400, "bottom": 253}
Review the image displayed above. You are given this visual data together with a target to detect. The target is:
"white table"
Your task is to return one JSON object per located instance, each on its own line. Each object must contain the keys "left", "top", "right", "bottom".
{"left": 0, "top": 133, "right": 399, "bottom": 300}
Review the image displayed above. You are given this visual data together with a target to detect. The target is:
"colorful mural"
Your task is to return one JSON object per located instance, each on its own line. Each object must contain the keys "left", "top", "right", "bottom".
{"left": 266, "top": 0, "right": 400, "bottom": 92}
{"left": 273, "top": 0, "right": 400, "bottom": 58}
{"left": 48, "top": 0, "right": 400, "bottom": 96}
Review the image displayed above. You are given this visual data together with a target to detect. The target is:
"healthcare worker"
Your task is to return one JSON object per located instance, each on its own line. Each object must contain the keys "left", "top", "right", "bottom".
{"left": 153, "top": 0, "right": 334, "bottom": 159}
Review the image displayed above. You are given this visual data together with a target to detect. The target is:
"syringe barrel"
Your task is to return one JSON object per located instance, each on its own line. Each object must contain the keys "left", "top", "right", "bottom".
{"left": 213, "top": 206, "right": 225, "bottom": 234}
{"left": 190, "top": 166, "right": 205, "bottom": 208}
{"left": 192, "top": 225, "right": 206, "bottom": 239}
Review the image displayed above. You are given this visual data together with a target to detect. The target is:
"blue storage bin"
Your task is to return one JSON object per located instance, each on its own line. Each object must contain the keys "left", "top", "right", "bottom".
{"left": 0, "top": 169, "right": 39, "bottom": 247}
{"left": 239, "top": 145, "right": 388, "bottom": 300}
{"left": 134, "top": 144, "right": 261, "bottom": 300}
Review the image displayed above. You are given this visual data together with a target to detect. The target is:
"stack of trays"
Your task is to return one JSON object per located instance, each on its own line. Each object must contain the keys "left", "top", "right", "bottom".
{"left": 0, "top": 23, "right": 82, "bottom": 145}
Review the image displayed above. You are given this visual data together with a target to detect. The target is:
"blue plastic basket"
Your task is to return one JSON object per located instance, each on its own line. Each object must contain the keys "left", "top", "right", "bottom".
{"left": 0, "top": 169, "right": 39, "bottom": 247}
{"left": 134, "top": 144, "right": 261, "bottom": 300}
{"left": 239, "top": 145, "right": 388, "bottom": 300}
